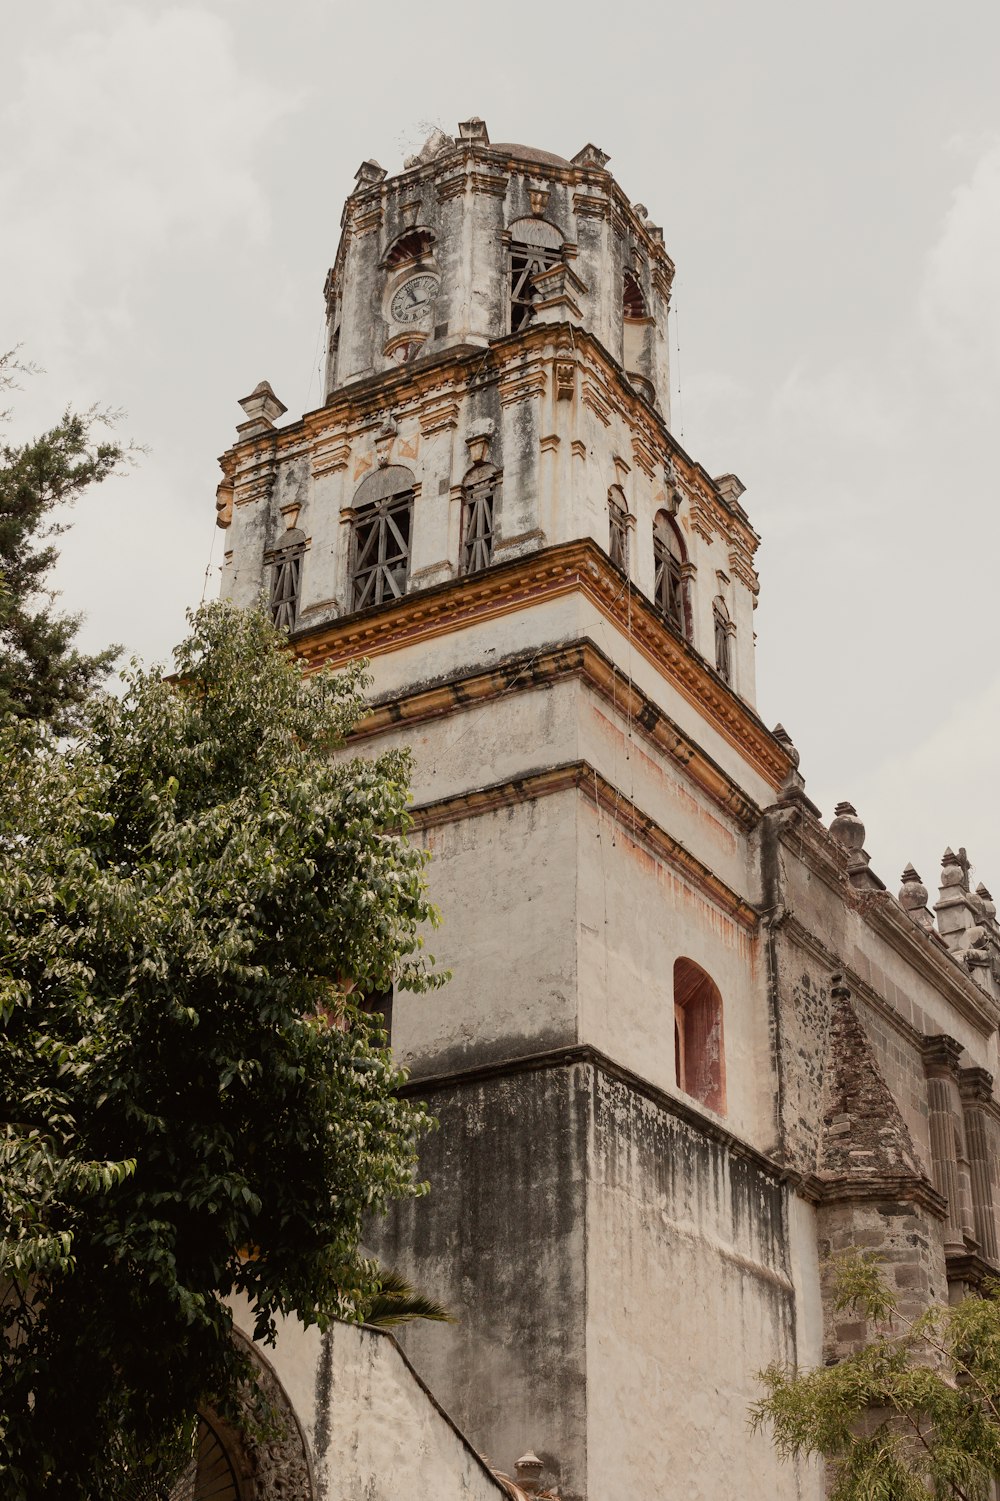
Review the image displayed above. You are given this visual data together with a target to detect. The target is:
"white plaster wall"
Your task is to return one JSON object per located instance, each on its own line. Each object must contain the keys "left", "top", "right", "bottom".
{"left": 574, "top": 796, "right": 766, "bottom": 1142}
{"left": 229, "top": 1303, "right": 511, "bottom": 1501}
{"left": 397, "top": 789, "right": 579, "bottom": 1076}
{"left": 584, "top": 1077, "right": 823, "bottom": 1501}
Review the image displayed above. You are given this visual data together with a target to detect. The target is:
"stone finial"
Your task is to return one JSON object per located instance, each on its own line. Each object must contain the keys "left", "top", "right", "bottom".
{"left": 829, "top": 801, "right": 865, "bottom": 853}
{"left": 940, "top": 846, "right": 971, "bottom": 891}
{"left": 354, "top": 159, "right": 387, "bottom": 188}
{"left": 514, "top": 1452, "right": 544, "bottom": 1495}
{"left": 976, "top": 883, "right": 997, "bottom": 921}
{"left": 633, "top": 202, "right": 648, "bottom": 219}
{"left": 772, "top": 723, "right": 800, "bottom": 770}
{"left": 458, "top": 116, "right": 489, "bottom": 144}
{"left": 899, "top": 864, "right": 934, "bottom": 931}
{"left": 237, "top": 380, "right": 287, "bottom": 437}
{"left": 572, "top": 143, "right": 610, "bottom": 169}
{"left": 899, "top": 864, "right": 929, "bottom": 911}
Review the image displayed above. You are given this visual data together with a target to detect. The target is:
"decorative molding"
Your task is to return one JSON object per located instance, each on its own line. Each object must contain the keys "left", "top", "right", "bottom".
{"left": 352, "top": 638, "right": 761, "bottom": 830}
{"left": 311, "top": 436, "right": 351, "bottom": 478}
{"left": 295, "top": 539, "right": 793, "bottom": 789}
{"left": 409, "top": 761, "right": 759, "bottom": 929}
{"left": 554, "top": 359, "right": 575, "bottom": 400}
{"left": 417, "top": 398, "right": 461, "bottom": 435}
{"left": 498, "top": 370, "right": 547, "bottom": 408}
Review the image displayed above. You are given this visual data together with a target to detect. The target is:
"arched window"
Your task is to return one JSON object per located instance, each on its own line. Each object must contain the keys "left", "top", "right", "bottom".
{"left": 673, "top": 958, "right": 725, "bottom": 1114}
{"left": 623, "top": 268, "right": 647, "bottom": 320}
{"left": 652, "top": 511, "right": 691, "bottom": 640}
{"left": 713, "top": 599, "right": 733, "bottom": 684}
{"left": 350, "top": 466, "right": 414, "bottom": 611}
{"left": 269, "top": 524, "right": 306, "bottom": 631}
{"left": 186, "top": 1414, "right": 243, "bottom": 1500}
{"left": 384, "top": 228, "right": 435, "bottom": 268}
{"left": 608, "top": 487, "right": 629, "bottom": 572}
{"left": 461, "top": 464, "right": 499, "bottom": 575}
{"left": 507, "top": 217, "right": 563, "bottom": 332}
{"left": 358, "top": 984, "right": 394, "bottom": 1046}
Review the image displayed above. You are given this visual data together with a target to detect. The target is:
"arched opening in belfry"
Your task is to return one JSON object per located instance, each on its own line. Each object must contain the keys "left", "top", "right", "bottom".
{"left": 652, "top": 510, "right": 692, "bottom": 642}
{"left": 507, "top": 217, "right": 564, "bottom": 331}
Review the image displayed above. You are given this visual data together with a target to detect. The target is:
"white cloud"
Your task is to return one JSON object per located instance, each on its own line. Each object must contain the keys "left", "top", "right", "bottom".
{"left": 921, "top": 137, "right": 1000, "bottom": 387}
{"left": 0, "top": 4, "right": 294, "bottom": 387}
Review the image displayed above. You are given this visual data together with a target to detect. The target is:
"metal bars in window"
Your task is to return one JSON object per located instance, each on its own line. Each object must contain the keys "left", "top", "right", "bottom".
{"left": 270, "top": 539, "right": 304, "bottom": 631}
{"left": 714, "top": 601, "right": 733, "bottom": 684}
{"left": 608, "top": 492, "right": 629, "bottom": 572}
{"left": 653, "top": 517, "right": 687, "bottom": 637}
{"left": 351, "top": 491, "right": 413, "bottom": 610}
{"left": 461, "top": 476, "right": 496, "bottom": 575}
{"left": 509, "top": 243, "right": 560, "bottom": 331}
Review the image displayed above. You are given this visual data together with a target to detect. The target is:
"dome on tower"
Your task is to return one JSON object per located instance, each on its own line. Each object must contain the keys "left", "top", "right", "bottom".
{"left": 490, "top": 143, "right": 571, "bottom": 167}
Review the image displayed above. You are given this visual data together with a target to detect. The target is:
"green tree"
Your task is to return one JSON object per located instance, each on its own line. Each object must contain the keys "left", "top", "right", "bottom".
{"left": 752, "top": 1252, "right": 1000, "bottom": 1501}
{"left": 0, "top": 349, "right": 124, "bottom": 732}
{"left": 0, "top": 601, "right": 443, "bottom": 1500}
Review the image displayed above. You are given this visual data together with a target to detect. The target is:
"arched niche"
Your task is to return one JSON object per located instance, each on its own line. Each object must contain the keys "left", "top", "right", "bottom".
{"left": 673, "top": 957, "right": 726, "bottom": 1114}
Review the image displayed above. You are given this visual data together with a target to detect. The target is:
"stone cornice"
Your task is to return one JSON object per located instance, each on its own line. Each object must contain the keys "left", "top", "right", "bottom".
{"left": 767, "top": 803, "right": 999, "bottom": 1038}
{"left": 219, "top": 327, "right": 758, "bottom": 563}
{"left": 398, "top": 1042, "right": 792, "bottom": 1196}
{"left": 406, "top": 759, "right": 758, "bottom": 930}
{"left": 776, "top": 906, "right": 999, "bottom": 1049}
{"left": 351, "top": 638, "right": 762, "bottom": 831}
{"left": 805, "top": 1171, "right": 947, "bottom": 1220}
{"left": 292, "top": 539, "right": 792, "bottom": 791}
{"left": 859, "top": 891, "right": 1000, "bottom": 1038}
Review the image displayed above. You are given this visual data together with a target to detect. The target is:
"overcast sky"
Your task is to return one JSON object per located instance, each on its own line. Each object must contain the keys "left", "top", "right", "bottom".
{"left": 5, "top": 0, "right": 999, "bottom": 900}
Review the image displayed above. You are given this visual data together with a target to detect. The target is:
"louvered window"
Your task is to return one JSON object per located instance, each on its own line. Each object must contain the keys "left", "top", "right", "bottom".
{"left": 509, "top": 242, "right": 561, "bottom": 331}
{"left": 714, "top": 601, "right": 733, "bottom": 684}
{"left": 653, "top": 513, "right": 689, "bottom": 639}
{"left": 608, "top": 490, "right": 629, "bottom": 572}
{"left": 351, "top": 490, "right": 413, "bottom": 610}
{"left": 269, "top": 532, "right": 305, "bottom": 631}
{"left": 461, "top": 473, "right": 497, "bottom": 574}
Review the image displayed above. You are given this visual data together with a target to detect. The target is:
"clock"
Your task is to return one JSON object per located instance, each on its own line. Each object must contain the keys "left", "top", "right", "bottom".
{"left": 390, "top": 274, "right": 438, "bottom": 324}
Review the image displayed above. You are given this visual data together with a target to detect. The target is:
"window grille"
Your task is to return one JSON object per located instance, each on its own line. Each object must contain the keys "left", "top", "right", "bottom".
{"left": 351, "top": 489, "right": 413, "bottom": 610}
{"left": 509, "top": 242, "right": 561, "bottom": 331}
{"left": 623, "top": 269, "right": 647, "bottom": 320}
{"left": 608, "top": 490, "right": 629, "bottom": 571}
{"left": 269, "top": 534, "right": 305, "bottom": 631}
{"left": 653, "top": 514, "right": 688, "bottom": 637}
{"left": 714, "top": 601, "right": 733, "bottom": 684}
{"left": 461, "top": 473, "right": 497, "bottom": 574}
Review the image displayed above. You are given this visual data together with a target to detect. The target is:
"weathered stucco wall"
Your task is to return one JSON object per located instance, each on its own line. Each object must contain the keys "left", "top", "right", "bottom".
{"left": 372, "top": 1064, "right": 590, "bottom": 1500}
{"left": 229, "top": 1305, "right": 514, "bottom": 1501}
{"left": 585, "top": 1068, "right": 823, "bottom": 1501}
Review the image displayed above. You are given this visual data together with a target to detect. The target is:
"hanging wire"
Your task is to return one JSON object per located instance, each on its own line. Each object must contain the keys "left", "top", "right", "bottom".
{"left": 304, "top": 314, "right": 327, "bottom": 412}
{"left": 199, "top": 516, "right": 219, "bottom": 604}
{"left": 672, "top": 301, "right": 685, "bottom": 440}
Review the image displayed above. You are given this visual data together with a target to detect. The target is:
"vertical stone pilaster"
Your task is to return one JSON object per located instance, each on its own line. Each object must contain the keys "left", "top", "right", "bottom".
{"left": 923, "top": 1035, "right": 976, "bottom": 1257}
{"left": 959, "top": 1067, "right": 998, "bottom": 1265}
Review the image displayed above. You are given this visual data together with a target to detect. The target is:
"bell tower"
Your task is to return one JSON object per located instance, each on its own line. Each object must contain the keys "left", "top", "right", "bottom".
{"left": 216, "top": 121, "right": 816, "bottom": 1501}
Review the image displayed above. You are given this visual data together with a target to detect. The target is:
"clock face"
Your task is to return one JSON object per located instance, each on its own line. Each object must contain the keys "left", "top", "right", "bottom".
{"left": 390, "top": 274, "right": 438, "bottom": 324}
